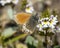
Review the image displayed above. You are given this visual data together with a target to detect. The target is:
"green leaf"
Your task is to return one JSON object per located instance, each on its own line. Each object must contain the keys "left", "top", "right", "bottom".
{"left": 21, "top": 0, "right": 27, "bottom": 10}
{"left": 2, "top": 28, "right": 16, "bottom": 39}
{"left": 41, "top": 9, "right": 50, "bottom": 19}
{"left": 25, "top": 36, "right": 38, "bottom": 47}
{"left": 27, "top": 43, "right": 36, "bottom": 48}
{"left": 4, "top": 34, "right": 27, "bottom": 45}
{"left": 7, "top": 7, "right": 14, "bottom": 19}
{"left": 54, "top": 45, "right": 60, "bottom": 48}
{"left": 25, "top": 36, "right": 35, "bottom": 45}
{"left": 37, "top": 41, "right": 44, "bottom": 48}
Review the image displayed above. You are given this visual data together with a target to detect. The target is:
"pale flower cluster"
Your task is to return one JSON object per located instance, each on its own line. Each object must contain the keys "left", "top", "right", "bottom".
{"left": 36, "top": 15, "right": 58, "bottom": 31}
{"left": 0, "top": 0, "right": 19, "bottom": 6}
{"left": 25, "top": 1, "right": 34, "bottom": 13}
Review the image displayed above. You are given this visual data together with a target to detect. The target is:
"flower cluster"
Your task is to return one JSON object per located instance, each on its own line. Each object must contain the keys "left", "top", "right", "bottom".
{"left": 0, "top": 0, "right": 19, "bottom": 6}
{"left": 25, "top": 1, "right": 34, "bottom": 13}
{"left": 36, "top": 15, "right": 58, "bottom": 31}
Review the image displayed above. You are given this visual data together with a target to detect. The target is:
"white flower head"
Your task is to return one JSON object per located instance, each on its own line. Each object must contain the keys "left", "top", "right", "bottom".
{"left": 49, "top": 22, "right": 57, "bottom": 29}
{"left": 36, "top": 25, "right": 40, "bottom": 28}
{"left": 6, "top": 0, "right": 12, "bottom": 3}
{"left": 37, "top": 14, "right": 58, "bottom": 31}
{"left": 42, "top": 21, "right": 49, "bottom": 28}
{"left": 36, "top": 23, "right": 43, "bottom": 31}
{"left": 37, "top": 18, "right": 50, "bottom": 31}
{"left": 49, "top": 16, "right": 58, "bottom": 25}
{"left": 49, "top": 23, "right": 55, "bottom": 29}
{"left": 41, "top": 18, "right": 50, "bottom": 28}
{"left": 25, "top": 6, "right": 34, "bottom": 13}
{"left": 0, "top": 0, "right": 12, "bottom": 6}
{"left": 49, "top": 15, "right": 58, "bottom": 29}
{"left": 36, "top": 21, "right": 43, "bottom": 31}
{"left": 50, "top": 15, "right": 54, "bottom": 18}
{"left": 25, "top": 1, "right": 34, "bottom": 13}
{"left": 12, "top": 0, "right": 19, "bottom": 4}
{"left": 50, "top": 15, "right": 57, "bottom": 20}
{"left": 0, "top": 0, "right": 7, "bottom": 6}
{"left": 0, "top": 0, "right": 18, "bottom": 6}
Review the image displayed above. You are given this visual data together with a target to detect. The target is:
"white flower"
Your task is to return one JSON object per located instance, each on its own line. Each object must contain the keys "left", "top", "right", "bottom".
{"left": 41, "top": 18, "right": 49, "bottom": 28}
{"left": 36, "top": 25, "right": 40, "bottom": 28}
{"left": 0, "top": 0, "right": 7, "bottom": 6}
{"left": 37, "top": 14, "right": 58, "bottom": 31}
{"left": 6, "top": 0, "right": 11, "bottom": 3}
{"left": 49, "top": 16, "right": 58, "bottom": 29}
{"left": 0, "top": 0, "right": 12, "bottom": 6}
{"left": 25, "top": 2, "right": 34, "bottom": 13}
{"left": 49, "top": 23, "right": 55, "bottom": 29}
{"left": 49, "top": 20, "right": 55, "bottom": 28}
{"left": 37, "top": 18, "right": 50, "bottom": 31}
{"left": 36, "top": 23, "right": 43, "bottom": 31}
{"left": 25, "top": 6, "right": 34, "bottom": 13}
{"left": 42, "top": 21, "right": 49, "bottom": 28}
{"left": 52, "top": 16, "right": 58, "bottom": 24}
{"left": 50, "top": 15, "right": 57, "bottom": 21}
{"left": 12, "top": 0, "right": 18, "bottom": 4}
{"left": 0, "top": 0, "right": 18, "bottom": 6}
{"left": 36, "top": 21, "right": 43, "bottom": 31}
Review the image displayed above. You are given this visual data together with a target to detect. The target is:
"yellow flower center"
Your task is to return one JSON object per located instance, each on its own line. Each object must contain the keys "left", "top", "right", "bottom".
{"left": 26, "top": 7, "right": 30, "bottom": 10}
{"left": 49, "top": 20, "right": 53, "bottom": 25}
{"left": 43, "top": 22, "right": 48, "bottom": 24}
{"left": 39, "top": 24, "right": 42, "bottom": 27}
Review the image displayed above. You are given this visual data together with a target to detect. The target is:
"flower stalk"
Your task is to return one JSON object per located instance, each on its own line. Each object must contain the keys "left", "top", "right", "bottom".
{"left": 45, "top": 29, "right": 48, "bottom": 48}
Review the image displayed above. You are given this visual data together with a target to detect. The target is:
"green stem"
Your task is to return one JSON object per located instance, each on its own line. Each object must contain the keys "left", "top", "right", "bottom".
{"left": 0, "top": 27, "right": 5, "bottom": 48}
{"left": 0, "top": 32, "right": 5, "bottom": 48}
{"left": 45, "top": 29, "right": 48, "bottom": 48}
